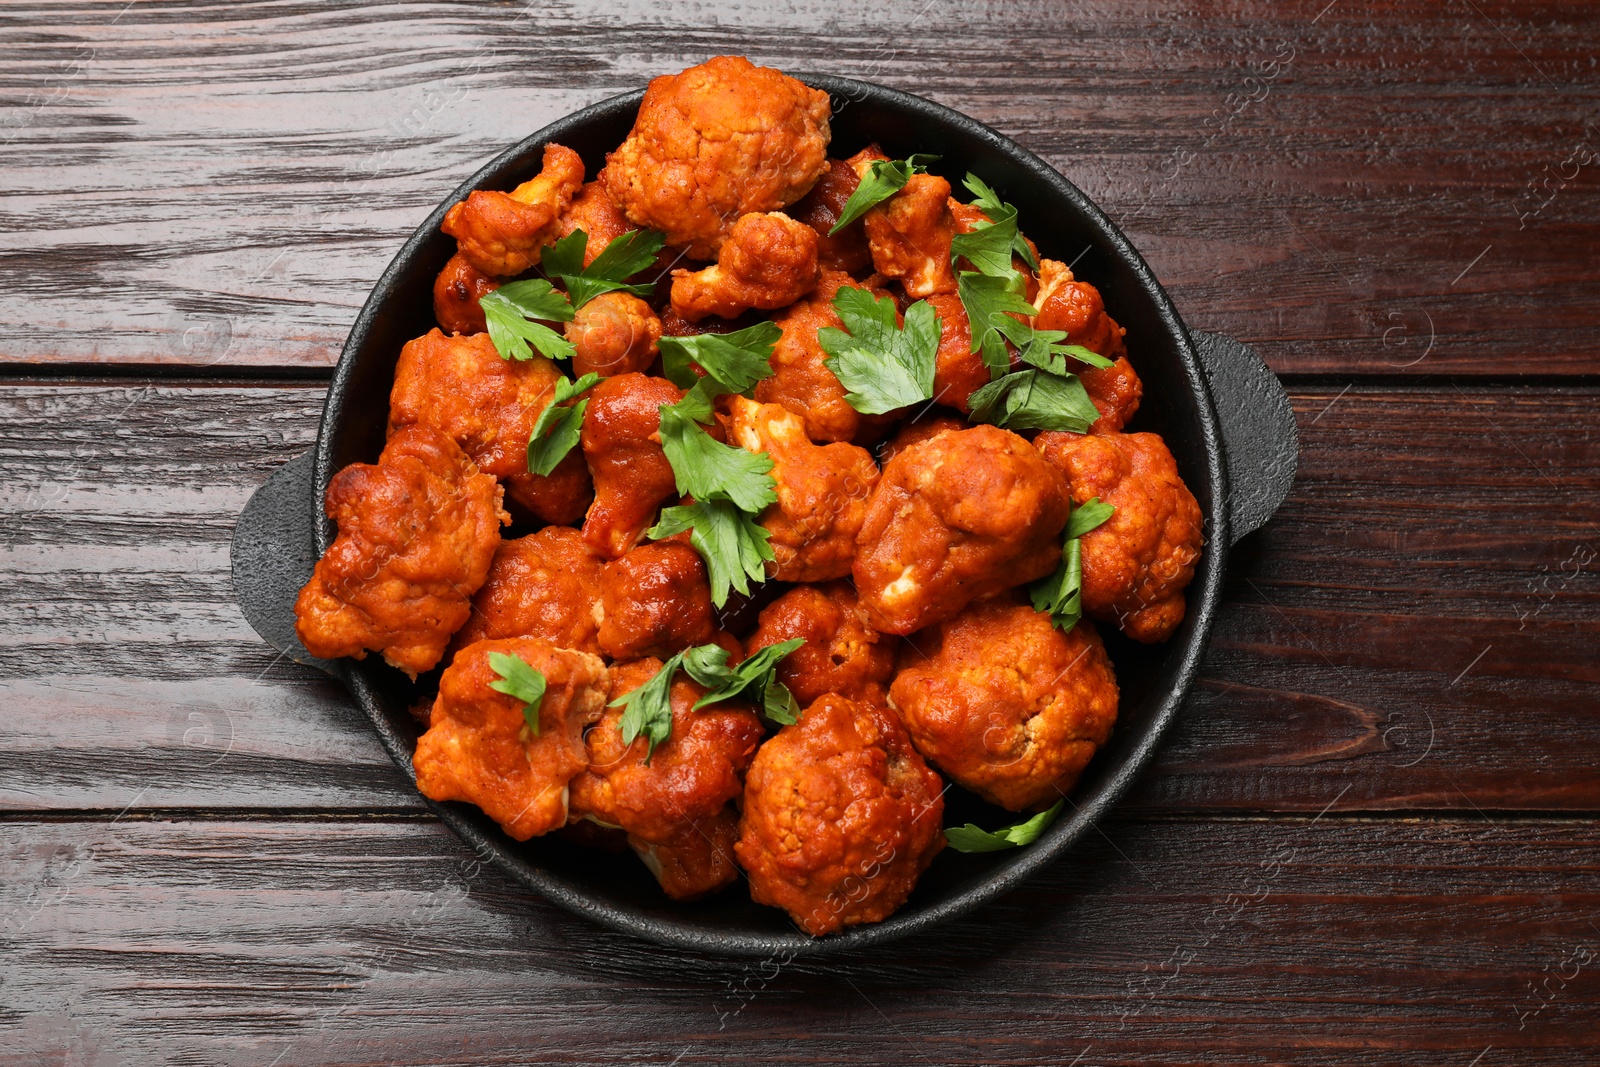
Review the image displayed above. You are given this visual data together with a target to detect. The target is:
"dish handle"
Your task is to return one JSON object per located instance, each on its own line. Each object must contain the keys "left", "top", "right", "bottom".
{"left": 1190, "top": 332, "right": 1298, "bottom": 544}
{"left": 230, "top": 450, "right": 344, "bottom": 675}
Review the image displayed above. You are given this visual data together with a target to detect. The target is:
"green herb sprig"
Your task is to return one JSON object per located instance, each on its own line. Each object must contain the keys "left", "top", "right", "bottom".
{"left": 829, "top": 154, "right": 940, "bottom": 234}
{"left": 818, "top": 287, "right": 940, "bottom": 415}
{"left": 540, "top": 228, "right": 667, "bottom": 310}
{"left": 945, "top": 799, "right": 1064, "bottom": 853}
{"left": 487, "top": 652, "right": 548, "bottom": 736}
{"left": 1030, "top": 497, "right": 1116, "bottom": 633}
{"left": 526, "top": 371, "right": 600, "bottom": 476}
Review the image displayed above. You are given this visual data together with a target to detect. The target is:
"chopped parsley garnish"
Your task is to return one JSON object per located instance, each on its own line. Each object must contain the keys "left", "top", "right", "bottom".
{"left": 959, "top": 173, "right": 1039, "bottom": 270}
{"left": 526, "top": 371, "right": 599, "bottom": 476}
{"left": 829, "top": 154, "right": 940, "bottom": 234}
{"left": 540, "top": 227, "right": 666, "bottom": 309}
{"left": 481, "top": 279, "right": 575, "bottom": 362}
{"left": 692, "top": 638, "right": 805, "bottom": 712}
{"left": 650, "top": 381, "right": 781, "bottom": 608}
{"left": 957, "top": 271, "right": 1037, "bottom": 378}
{"left": 944, "top": 799, "right": 1064, "bottom": 853}
{"left": 966, "top": 367, "right": 1100, "bottom": 433}
{"left": 1030, "top": 496, "right": 1115, "bottom": 633}
{"left": 818, "top": 287, "right": 940, "bottom": 414}
{"left": 486, "top": 651, "right": 547, "bottom": 736}
{"left": 610, "top": 638, "right": 806, "bottom": 758}
{"left": 610, "top": 651, "right": 682, "bottom": 761}
{"left": 658, "top": 320, "right": 782, "bottom": 394}
{"left": 647, "top": 500, "right": 775, "bottom": 608}
{"left": 657, "top": 386, "right": 778, "bottom": 515}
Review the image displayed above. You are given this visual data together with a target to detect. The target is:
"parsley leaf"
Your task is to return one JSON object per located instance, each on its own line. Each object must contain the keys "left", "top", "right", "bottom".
{"left": 1031, "top": 497, "right": 1115, "bottom": 633}
{"left": 966, "top": 368, "right": 1100, "bottom": 433}
{"left": 648, "top": 500, "right": 774, "bottom": 607}
{"left": 680, "top": 643, "right": 733, "bottom": 689}
{"left": 540, "top": 228, "right": 667, "bottom": 309}
{"left": 480, "top": 279, "right": 576, "bottom": 362}
{"left": 829, "top": 154, "right": 940, "bottom": 234}
{"left": 610, "top": 651, "right": 682, "bottom": 762}
{"left": 950, "top": 210, "right": 1024, "bottom": 279}
{"left": 657, "top": 402, "right": 778, "bottom": 515}
{"left": 817, "top": 287, "right": 939, "bottom": 415}
{"left": 960, "top": 173, "right": 1039, "bottom": 270}
{"left": 487, "top": 651, "right": 547, "bottom": 736}
{"left": 957, "top": 271, "right": 1038, "bottom": 378}
{"left": 1000, "top": 319, "right": 1117, "bottom": 375}
{"left": 658, "top": 321, "right": 782, "bottom": 394}
{"left": 944, "top": 799, "right": 1064, "bottom": 853}
{"left": 526, "top": 371, "right": 599, "bottom": 476}
{"left": 692, "top": 637, "right": 805, "bottom": 710}
{"left": 764, "top": 681, "right": 801, "bottom": 726}
{"left": 1066, "top": 496, "right": 1116, "bottom": 539}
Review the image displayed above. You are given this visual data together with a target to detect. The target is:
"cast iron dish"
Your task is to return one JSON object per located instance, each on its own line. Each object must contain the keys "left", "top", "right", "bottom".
{"left": 232, "top": 73, "right": 1297, "bottom": 957}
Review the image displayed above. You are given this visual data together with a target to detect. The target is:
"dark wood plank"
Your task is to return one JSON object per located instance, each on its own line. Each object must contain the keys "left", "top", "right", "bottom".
{"left": 3, "top": 814, "right": 1598, "bottom": 1064}
{"left": 2, "top": 1, "right": 1597, "bottom": 374}
{"left": 2, "top": 380, "right": 1595, "bottom": 814}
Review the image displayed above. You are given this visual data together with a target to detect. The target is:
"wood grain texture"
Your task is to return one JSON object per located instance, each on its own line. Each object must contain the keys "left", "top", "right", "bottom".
{"left": 2, "top": 380, "right": 1595, "bottom": 814}
{"left": 3, "top": 814, "right": 1598, "bottom": 1065}
{"left": 2, "top": 0, "right": 1598, "bottom": 374}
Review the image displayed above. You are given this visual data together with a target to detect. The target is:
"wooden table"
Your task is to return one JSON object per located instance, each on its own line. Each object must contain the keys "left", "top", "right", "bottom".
{"left": 4, "top": 1, "right": 1598, "bottom": 1062}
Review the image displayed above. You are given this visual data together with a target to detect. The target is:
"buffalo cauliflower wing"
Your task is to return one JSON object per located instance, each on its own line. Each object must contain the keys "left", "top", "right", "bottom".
{"left": 597, "top": 541, "right": 717, "bottom": 661}
{"left": 442, "top": 143, "right": 585, "bottom": 277}
{"left": 388, "top": 328, "right": 593, "bottom": 525}
{"left": 745, "top": 581, "right": 895, "bottom": 708}
{"left": 1033, "top": 259, "right": 1142, "bottom": 433}
{"left": 571, "top": 658, "right": 764, "bottom": 897}
{"left": 450, "top": 526, "right": 605, "bottom": 657}
{"left": 580, "top": 372, "right": 684, "bottom": 558}
{"left": 788, "top": 157, "right": 873, "bottom": 273}
{"left": 633, "top": 807, "right": 744, "bottom": 902}
{"left": 853, "top": 155, "right": 957, "bottom": 299}
{"left": 1035, "top": 429, "right": 1204, "bottom": 643}
{"left": 726, "top": 395, "right": 879, "bottom": 582}
{"left": 853, "top": 425, "right": 1071, "bottom": 635}
{"left": 568, "top": 292, "right": 662, "bottom": 378}
{"left": 735, "top": 693, "right": 945, "bottom": 936}
{"left": 432, "top": 252, "right": 498, "bottom": 336}
{"left": 602, "top": 56, "right": 831, "bottom": 258}
{"left": 670, "top": 211, "right": 820, "bottom": 321}
{"left": 293, "top": 425, "right": 507, "bottom": 677}
{"left": 890, "top": 596, "right": 1118, "bottom": 811}
{"left": 413, "top": 637, "right": 609, "bottom": 840}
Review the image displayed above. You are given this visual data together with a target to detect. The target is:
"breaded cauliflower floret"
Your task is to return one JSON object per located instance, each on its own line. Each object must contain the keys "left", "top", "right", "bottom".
{"left": 597, "top": 541, "right": 717, "bottom": 661}
{"left": 850, "top": 146, "right": 956, "bottom": 298}
{"left": 632, "top": 807, "right": 743, "bottom": 901}
{"left": 735, "top": 694, "right": 945, "bottom": 936}
{"left": 579, "top": 372, "right": 683, "bottom": 559}
{"left": 432, "top": 252, "right": 498, "bottom": 336}
{"left": 449, "top": 527, "right": 606, "bottom": 658}
{"left": 1035, "top": 429, "right": 1204, "bottom": 643}
{"left": 388, "top": 329, "right": 593, "bottom": 525}
{"left": 442, "top": 143, "right": 585, "bottom": 277}
{"left": 670, "top": 211, "right": 820, "bottom": 321}
{"left": 890, "top": 597, "right": 1118, "bottom": 811}
{"left": 552, "top": 181, "right": 635, "bottom": 266}
{"left": 602, "top": 56, "right": 831, "bottom": 258}
{"left": 726, "top": 395, "right": 879, "bottom": 582}
{"left": 853, "top": 425, "right": 1071, "bottom": 635}
{"left": 414, "top": 637, "right": 609, "bottom": 840}
{"left": 746, "top": 581, "right": 895, "bottom": 707}
{"left": 567, "top": 292, "right": 662, "bottom": 378}
{"left": 571, "top": 658, "right": 764, "bottom": 899}
{"left": 1033, "top": 259, "right": 1142, "bottom": 433}
{"left": 788, "top": 158, "right": 873, "bottom": 273}
{"left": 293, "top": 425, "right": 507, "bottom": 678}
